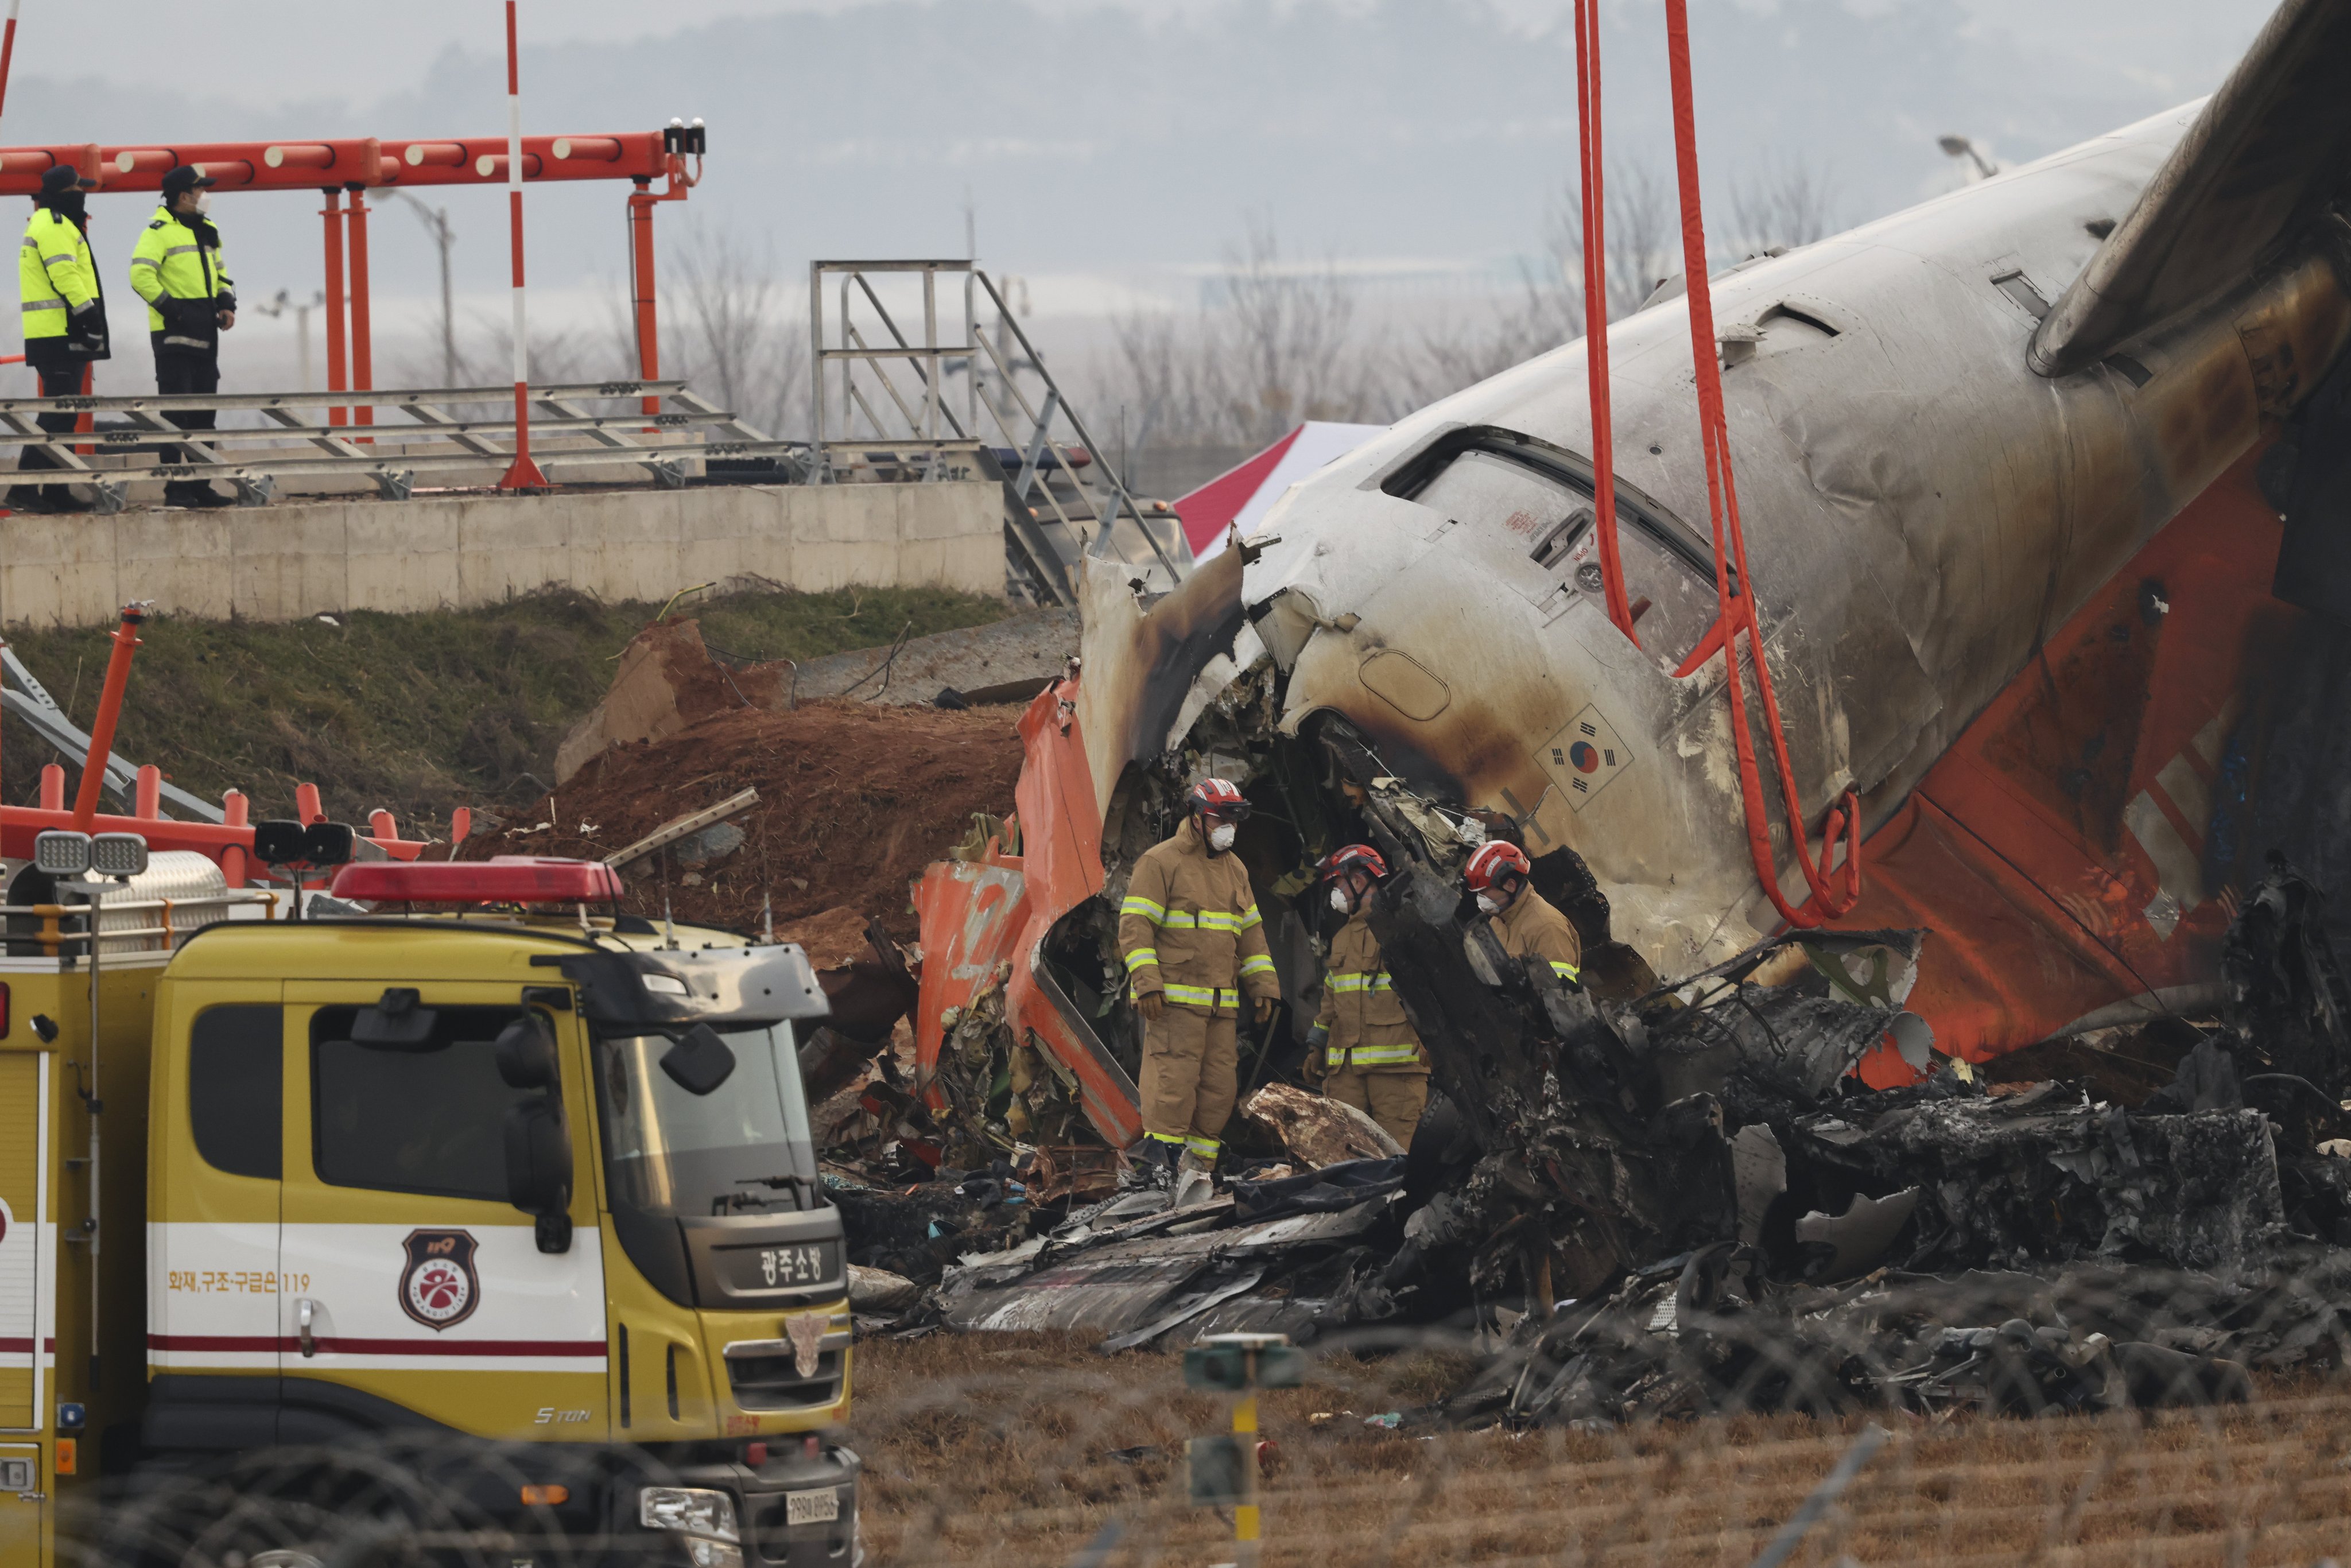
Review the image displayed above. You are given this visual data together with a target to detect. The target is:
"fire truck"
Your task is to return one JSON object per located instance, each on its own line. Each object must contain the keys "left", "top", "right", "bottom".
{"left": 0, "top": 609, "right": 858, "bottom": 1567}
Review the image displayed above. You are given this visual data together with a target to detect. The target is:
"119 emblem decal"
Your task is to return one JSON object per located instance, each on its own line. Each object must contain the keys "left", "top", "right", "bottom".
{"left": 398, "top": 1228, "right": 480, "bottom": 1330}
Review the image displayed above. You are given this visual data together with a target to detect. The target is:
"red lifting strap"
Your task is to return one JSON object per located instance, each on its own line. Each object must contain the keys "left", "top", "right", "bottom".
{"left": 1660, "top": 0, "right": 1861, "bottom": 927}
{"left": 1573, "top": 0, "right": 1638, "bottom": 645}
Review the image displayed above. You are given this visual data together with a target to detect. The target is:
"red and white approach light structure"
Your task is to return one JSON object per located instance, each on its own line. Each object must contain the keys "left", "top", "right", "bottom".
{"left": 498, "top": 0, "right": 545, "bottom": 490}
{"left": 0, "top": 60, "right": 705, "bottom": 445}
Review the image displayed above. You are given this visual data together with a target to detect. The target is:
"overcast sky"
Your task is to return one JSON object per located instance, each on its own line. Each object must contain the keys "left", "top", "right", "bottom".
{"left": 6, "top": 0, "right": 2279, "bottom": 391}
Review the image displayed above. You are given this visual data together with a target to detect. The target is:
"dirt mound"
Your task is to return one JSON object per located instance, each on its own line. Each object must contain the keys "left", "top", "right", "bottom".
{"left": 468, "top": 699, "right": 1025, "bottom": 938}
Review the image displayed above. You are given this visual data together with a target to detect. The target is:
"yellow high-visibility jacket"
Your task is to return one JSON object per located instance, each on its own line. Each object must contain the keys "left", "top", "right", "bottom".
{"left": 1488, "top": 884, "right": 1583, "bottom": 985}
{"left": 20, "top": 207, "right": 98, "bottom": 340}
{"left": 1312, "top": 910, "right": 1425, "bottom": 1073}
{"left": 129, "top": 204, "right": 233, "bottom": 348}
{"left": 1116, "top": 816, "right": 1280, "bottom": 1015}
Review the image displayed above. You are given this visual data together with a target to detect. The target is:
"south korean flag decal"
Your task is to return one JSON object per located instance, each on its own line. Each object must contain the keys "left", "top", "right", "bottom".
{"left": 1538, "top": 704, "right": 1632, "bottom": 813}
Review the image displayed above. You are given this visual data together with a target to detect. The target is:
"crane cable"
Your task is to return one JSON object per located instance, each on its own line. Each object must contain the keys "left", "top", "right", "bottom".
{"left": 1573, "top": 0, "right": 1638, "bottom": 645}
{"left": 1653, "top": 0, "right": 1862, "bottom": 927}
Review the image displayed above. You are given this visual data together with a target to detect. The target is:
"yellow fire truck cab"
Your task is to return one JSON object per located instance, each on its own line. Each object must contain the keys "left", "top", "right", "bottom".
{"left": 0, "top": 847, "right": 859, "bottom": 1567}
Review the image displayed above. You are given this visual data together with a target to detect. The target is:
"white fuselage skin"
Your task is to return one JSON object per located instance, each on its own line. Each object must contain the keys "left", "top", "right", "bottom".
{"left": 1219, "top": 101, "right": 2350, "bottom": 977}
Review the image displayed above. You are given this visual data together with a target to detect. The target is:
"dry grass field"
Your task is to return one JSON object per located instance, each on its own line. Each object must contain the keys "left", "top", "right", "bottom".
{"left": 847, "top": 1330, "right": 2351, "bottom": 1567}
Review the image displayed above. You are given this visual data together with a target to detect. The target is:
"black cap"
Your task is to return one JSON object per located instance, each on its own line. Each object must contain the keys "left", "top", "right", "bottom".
{"left": 37, "top": 164, "right": 94, "bottom": 197}
{"left": 159, "top": 165, "right": 216, "bottom": 200}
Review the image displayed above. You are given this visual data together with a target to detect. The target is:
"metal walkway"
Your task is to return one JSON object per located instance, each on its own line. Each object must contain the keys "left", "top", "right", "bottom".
{"left": 0, "top": 378, "right": 802, "bottom": 510}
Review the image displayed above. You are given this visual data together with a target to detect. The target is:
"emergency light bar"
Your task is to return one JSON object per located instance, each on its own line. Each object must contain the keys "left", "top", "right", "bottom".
{"left": 329, "top": 856, "right": 624, "bottom": 906}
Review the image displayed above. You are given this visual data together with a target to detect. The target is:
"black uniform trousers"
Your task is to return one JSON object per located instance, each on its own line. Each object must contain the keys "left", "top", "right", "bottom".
{"left": 153, "top": 341, "right": 220, "bottom": 467}
{"left": 20, "top": 339, "right": 88, "bottom": 476}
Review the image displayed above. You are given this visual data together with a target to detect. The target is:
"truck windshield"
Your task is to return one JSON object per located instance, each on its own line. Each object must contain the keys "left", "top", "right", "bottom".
{"left": 593, "top": 1025, "right": 820, "bottom": 1216}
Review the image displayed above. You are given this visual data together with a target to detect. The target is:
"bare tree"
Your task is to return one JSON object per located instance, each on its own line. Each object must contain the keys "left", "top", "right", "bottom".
{"left": 662, "top": 226, "right": 809, "bottom": 439}
{"left": 1386, "top": 154, "right": 1684, "bottom": 409}
{"left": 1212, "top": 218, "right": 1367, "bottom": 445}
{"left": 1728, "top": 157, "right": 1842, "bottom": 257}
{"left": 1095, "top": 219, "right": 1371, "bottom": 451}
{"left": 1600, "top": 160, "right": 1678, "bottom": 319}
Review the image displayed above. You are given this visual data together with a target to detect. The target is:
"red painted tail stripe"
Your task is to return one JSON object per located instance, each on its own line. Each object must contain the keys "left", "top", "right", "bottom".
{"left": 148, "top": 1333, "right": 604, "bottom": 1357}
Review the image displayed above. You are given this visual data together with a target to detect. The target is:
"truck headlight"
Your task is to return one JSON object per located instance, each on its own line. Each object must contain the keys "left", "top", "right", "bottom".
{"left": 640, "top": 1486, "right": 740, "bottom": 1543}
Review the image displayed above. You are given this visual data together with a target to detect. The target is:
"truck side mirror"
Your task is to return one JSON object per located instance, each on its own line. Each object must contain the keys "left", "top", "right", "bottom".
{"left": 494, "top": 1012, "right": 560, "bottom": 1090}
{"left": 504, "top": 1094, "right": 574, "bottom": 1255}
{"left": 659, "top": 1022, "right": 736, "bottom": 1096}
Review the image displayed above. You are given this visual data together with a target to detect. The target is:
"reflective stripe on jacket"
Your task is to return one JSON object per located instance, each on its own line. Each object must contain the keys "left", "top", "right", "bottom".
{"left": 1487, "top": 885, "right": 1582, "bottom": 984}
{"left": 20, "top": 208, "right": 98, "bottom": 339}
{"left": 129, "top": 204, "right": 232, "bottom": 341}
{"left": 1313, "top": 910, "right": 1424, "bottom": 1072}
{"left": 1116, "top": 816, "right": 1280, "bottom": 1014}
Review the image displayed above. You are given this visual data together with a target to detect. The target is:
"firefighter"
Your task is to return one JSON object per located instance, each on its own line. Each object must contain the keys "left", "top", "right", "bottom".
{"left": 1308, "top": 843, "right": 1428, "bottom": 1148}
{"left": 129, "top": 165, "right": 235, "bottom": 509}
{"left": 1116, "top": 778, "right": 1280, "bottom": 1206}
{"left": 1465, "top": 840, "right": 1582, "bottom": 987}
{"left": 12, "top": 164, "right": 107, "bottom": 514}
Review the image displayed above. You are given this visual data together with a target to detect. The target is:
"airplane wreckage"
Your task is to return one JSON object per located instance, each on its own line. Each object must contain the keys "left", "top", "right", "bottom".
{"left": 849, "top": 0, "right": 2351, "bottom": 1410}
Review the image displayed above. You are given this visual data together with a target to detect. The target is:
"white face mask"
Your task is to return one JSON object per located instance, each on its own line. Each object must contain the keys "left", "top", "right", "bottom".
{"left": 193, "top": 192, "right": 211, "bottom": 215}
{"left": 1476, "top": 891, "right": 1504, "bottom": 915}
{"left": 1208, "top": 821, "right": 1237, "bottom": 852}
{"left": 1328, "top": 884, "right": 1352, "bottom": 913}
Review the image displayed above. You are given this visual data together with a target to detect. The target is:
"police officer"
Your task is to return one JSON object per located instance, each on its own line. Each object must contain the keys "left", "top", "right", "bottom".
{"left": 1309, "top": 843, "right": 1429, "bottom": 1148}
{"left": 12, "top": 164, "right": 107, "bottom": 514}
{"left": 1116, "top": 778, "right": 1281, "bottom": 1207}
{"left": 129, "top": 165, "right": 235, "bottom": 509}
{"left": 1464, "top": 840, "right": 1582, "bottom": 986}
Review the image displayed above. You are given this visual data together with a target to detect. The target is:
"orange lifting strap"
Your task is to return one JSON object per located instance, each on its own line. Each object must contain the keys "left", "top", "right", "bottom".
{"left": 1577, "top": 0, "right": 1863, "bottom": 926}
{"left": 1572, "top": 0, "right": 1637, "bottom": 645}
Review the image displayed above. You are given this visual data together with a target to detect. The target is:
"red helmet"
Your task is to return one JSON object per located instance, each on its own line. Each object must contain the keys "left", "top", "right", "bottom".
{"left": 1321, "top": 844, "right": 1388, "bottom": 882}
{"left": 1465, "top": 840, "right": 1532, "bottom": 896}
{"left": 1188, "top": 778, "right": 1251, "bottom": 820}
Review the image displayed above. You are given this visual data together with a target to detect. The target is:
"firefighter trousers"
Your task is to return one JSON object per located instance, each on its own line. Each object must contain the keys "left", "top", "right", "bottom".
{"left": 1140, "top": 1004, "right": 1237, "bottom": 1159}
{"left": 1324, "top": 1066, "right": 1429, "bottom": 1149}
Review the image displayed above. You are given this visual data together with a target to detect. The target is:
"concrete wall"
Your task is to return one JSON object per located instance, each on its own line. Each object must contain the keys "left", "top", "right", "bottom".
{"left": 0, "top": 481, "right": 1004, "bottom": 629}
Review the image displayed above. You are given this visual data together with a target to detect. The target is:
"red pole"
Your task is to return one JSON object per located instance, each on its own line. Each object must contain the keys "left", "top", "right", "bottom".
{"left": 73, "top": 361, "right": 91, "bottom": 452}
{"left": 38, "top": 764, "right": 61, "bottom": 812}
{"left": 321, "top": 188, "right": 347, "bottom": 426}
{"left": 71, "top": 606, "right": 145, "bottom": 833}
{"left": 0, "top": 4, "right": 21, "bottom": 124}
{"left": 499, "top": 0, "right": 547, "bottom": 489}
{"left": 133, "top": 765, "right": 160, "bottom": 820}
{"left": 220, "top": 790, "right": 248, "bottom": 888}
{"left": 347, "top": 185, "right": 374, "bottom": 432}
{"left": 630, "top": 183, "right": 661, "bottom": 418}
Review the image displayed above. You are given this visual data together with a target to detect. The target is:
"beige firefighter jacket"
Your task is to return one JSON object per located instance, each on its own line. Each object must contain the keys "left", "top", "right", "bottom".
{"left": 1313, "top": 910, "right": 1425, "bottom": 1072}
{"left": 1488, "top": 885, "right": 1583, "bottom": 984}
{"left": 1117, "top": 816, "right": 1280, "bottom": 1014}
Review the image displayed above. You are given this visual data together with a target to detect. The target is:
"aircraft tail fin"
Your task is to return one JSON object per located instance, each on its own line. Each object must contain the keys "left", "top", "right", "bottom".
{"left": 2029, "top": 0, "right": 2351, "bottom": 378}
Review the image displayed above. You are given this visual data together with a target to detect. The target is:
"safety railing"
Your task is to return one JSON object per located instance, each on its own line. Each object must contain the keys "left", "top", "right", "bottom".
{"left": 0, "top": 888, "right": 278, "bottom": 957}
{"left": 0, "top": 378, "right": 805, "bottom": 509}
{"left": 809, "top": 260, "right": 1188, "bottom": 605}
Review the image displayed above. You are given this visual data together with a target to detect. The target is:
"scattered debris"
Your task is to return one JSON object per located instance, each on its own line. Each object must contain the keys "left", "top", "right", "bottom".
{"left": 604, "top": 786, "right": 760, "bottom": 871}
{"left": 790, "top": 608, "right": 1081, "bottom": 707}
{"left": 1241, "top": 1084, "right": 1404, "bottom": 1167}
{"left": 849, "top": 1264, "right": 922, "bottom": 1314}
{"left": 878, "top": 846, "right": 2351, "bottom": 1423}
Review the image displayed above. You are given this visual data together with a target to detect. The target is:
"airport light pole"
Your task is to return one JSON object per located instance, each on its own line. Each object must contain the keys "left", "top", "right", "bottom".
{"left": 1938, "top": 134, "right": 1998, "bottom": 182}
{"left": 385, "top": 189, "right": 457, "bottom": 387}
